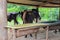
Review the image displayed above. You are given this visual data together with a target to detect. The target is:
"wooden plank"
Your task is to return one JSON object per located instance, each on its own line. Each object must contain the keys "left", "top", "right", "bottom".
{"left": 5, "top": 21, "right": 60, "bottom": 29}
{"left": 16, "top": 28, "right": 39, "bottom": 38}
{"left": 7, "top": 0, "right": 60, "bottom": 7}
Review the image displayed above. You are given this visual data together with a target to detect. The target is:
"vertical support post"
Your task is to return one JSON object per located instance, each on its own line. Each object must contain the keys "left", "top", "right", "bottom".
{"left": 36, "top": 6, "right": 39, "bottom": 23}
{"left": 8, "top": 28, "right": 16, "bottom": 40}
{"left": 12, "top": 29, "right": 16, "bottom": 40}
{"left": 46, "top": 26, "right": 49, "bottom": 40}
{"left": 35, "top": 32, "right": 37, "bottom": 39}
{"left": 0, "top": 0, "right": 7, "bottom": 40}
{"left": 58, "top": 8, "right": 60, "bottom": 32}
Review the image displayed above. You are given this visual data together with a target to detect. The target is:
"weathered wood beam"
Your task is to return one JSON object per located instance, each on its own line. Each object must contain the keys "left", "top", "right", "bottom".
{"left": 0, "top": 0, "right": 7, "bottom": 40}
{"left": 7, "top": 1, "right": 39, "bottom": 6}
{"left": 7, "top": 0, "right": 60, "bottom": 7}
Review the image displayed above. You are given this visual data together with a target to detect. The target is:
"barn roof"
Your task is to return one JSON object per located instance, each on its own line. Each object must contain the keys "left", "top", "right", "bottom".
{"left": 7, "top": 0, "right": 60, "bottom": 7}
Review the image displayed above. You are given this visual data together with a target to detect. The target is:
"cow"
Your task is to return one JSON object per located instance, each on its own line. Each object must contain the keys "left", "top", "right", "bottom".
{"left": 20, "top": 9, "right": 41, "bottom": 23}
{"left": 7, "top": 9, "right": 41, "bottom": 38}
{"left": 20, "top": 9, "right": 41, "bottom": 38}
{"left": 7, "top": 12, "right": 21, "bottom": 24}
{"left": 32, "top": 9, "right": 41, "bottom": 23}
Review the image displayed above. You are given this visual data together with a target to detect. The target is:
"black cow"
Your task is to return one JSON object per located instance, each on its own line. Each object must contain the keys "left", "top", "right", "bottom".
{"left": 20, "top": 9, "right": 41, "bottom": 38}
{"left": 32, "top": 9, "right": 41, "bottom": 23}
{"left": 20, "top": 9, "right": 41, "bottom": 23}
{"left": 7, "top": 12, "right": 21, "bottom": 24}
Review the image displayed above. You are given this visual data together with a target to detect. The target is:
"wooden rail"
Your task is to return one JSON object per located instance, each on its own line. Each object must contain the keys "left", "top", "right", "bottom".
{"left": 5, "top": 21, "right": 60, "bottom": 40}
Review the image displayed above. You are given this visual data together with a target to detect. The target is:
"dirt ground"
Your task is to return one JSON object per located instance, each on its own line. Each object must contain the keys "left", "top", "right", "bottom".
{"left": 16, "top": 30, "right": 60, "bottom": 40}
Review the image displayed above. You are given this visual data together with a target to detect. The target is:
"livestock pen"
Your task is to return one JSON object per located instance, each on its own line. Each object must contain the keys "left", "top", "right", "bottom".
{"left": 0, "top": 0, "right": 60, "bottom": 40}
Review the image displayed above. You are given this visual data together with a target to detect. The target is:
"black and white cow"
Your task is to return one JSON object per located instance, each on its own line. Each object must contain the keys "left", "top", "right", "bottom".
{"left": 7, "top": 9, "right": 41, "bottom": 38}
{"left": 7, "top": 12, "right": 21, "bottom": 24}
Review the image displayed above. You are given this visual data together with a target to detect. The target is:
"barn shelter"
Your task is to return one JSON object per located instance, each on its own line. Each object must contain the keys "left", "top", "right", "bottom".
{"left": 7, "top": 0, "right": 60, "bottom": 7}
{"left": 0, "top": 0, "right": 60, "bottom": 40}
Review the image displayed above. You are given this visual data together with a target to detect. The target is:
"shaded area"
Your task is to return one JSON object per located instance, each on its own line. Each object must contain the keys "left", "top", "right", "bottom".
{"left": 7, "top": 3, "right": 60, "bottom": 26}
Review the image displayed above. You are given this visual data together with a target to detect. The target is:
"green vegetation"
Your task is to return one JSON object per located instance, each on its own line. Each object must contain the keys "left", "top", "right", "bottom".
{"left": 39, "top": 8, "right": 59, "bottom": 21}
{"left": 7, "top": 3, "right": 60, "bottom": 26}
{"left": 7, "top": 3, "right": 35, "bottom": 12}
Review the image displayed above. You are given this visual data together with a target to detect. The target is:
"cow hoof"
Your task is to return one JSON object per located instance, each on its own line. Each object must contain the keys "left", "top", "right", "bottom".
{"left": 54, "top": 30, "right": 57, "bottom": 34}
{"left": 30, "top": 34, "right": 33, "bottom": 37}
{"left": 25, "top": 35, "right": 27, "bottom": 38}
{"left": 59, "top": 29, "right": 60, "bottom": 32}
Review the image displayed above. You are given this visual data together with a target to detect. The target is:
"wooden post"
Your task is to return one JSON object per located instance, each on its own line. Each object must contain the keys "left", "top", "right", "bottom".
{"left": 8, "top": 28, "right": 16, "bottom": 40}
{"left": 59, "top": 8, "right": 60, "bottom": 20}
{"left": 0, "top": 0, "right": 7, "bottom": 40}
{"left": 46, "top": 26, "right": 49, "bottom": 40}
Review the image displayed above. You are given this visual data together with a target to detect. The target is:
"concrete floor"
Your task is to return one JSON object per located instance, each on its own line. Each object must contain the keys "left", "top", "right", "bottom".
{"left": 16, "top": 30, "right": 60, "bottom": 40}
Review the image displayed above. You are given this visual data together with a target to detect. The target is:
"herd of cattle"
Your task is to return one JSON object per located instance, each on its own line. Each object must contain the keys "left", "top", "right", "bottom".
{"left": 7, "top": 9, "right": 60, "bottom": 38}
{"left": 7, "top": 9, "right": 41, "bottom": 24}
{"left": 7, "top": 9, "right": 41, "bottom": 38}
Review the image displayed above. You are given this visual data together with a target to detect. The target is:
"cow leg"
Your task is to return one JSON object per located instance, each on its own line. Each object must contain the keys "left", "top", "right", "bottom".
{"left": 25, "top": 35, "right": 27, "bottom": 38}
{"left": 54, "top": 30, "right": 57, "bottom": 34}
{"left": 36, "top": 18, "right": 39, "bottom": 23}
{"left": 30, "top": 34, "right": 33, "bottom": 37}
{"left": 36, "top": 18, "right": 38, "bottom": 23}
{"left": 59, "top": 29, "right": 60, "bottom": 32}
{"left": 25, "top": 34, "right": 32, "bottom": 38}
{"left": 14, "top": 18, "right": 18, "bottom": 24}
